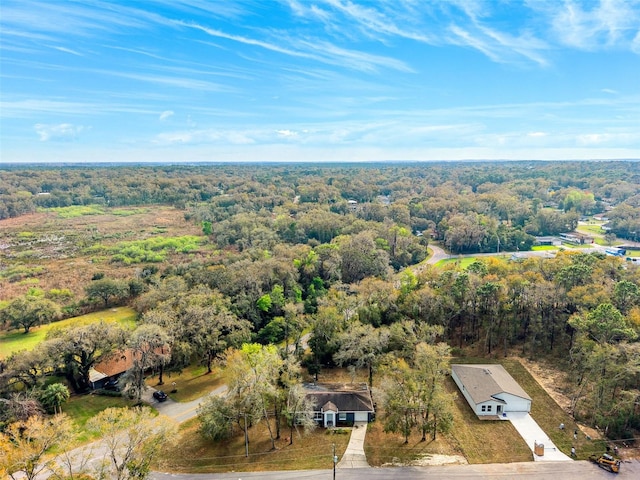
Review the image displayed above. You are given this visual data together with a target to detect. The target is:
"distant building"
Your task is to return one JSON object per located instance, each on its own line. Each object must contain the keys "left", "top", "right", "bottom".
{"left": 559, "top": 232, "right": 594, "bottom": 245}
{"left": 534, "top": 236, "right": 561, "bottom": 246}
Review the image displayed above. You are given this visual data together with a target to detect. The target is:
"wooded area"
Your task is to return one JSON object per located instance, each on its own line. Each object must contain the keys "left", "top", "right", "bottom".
{"left": 1, "top": 161, "right": 639, "bottom": 452}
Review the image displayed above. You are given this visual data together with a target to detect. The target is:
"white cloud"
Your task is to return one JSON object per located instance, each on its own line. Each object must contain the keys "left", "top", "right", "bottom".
{"left": 34, "top": 123, "right": 87, "bottom": 141}
{"left": 528, "top": 131, "right": 547, "bottom": 137}
{"left": 159, "top": 110, "right": 174, "bottom": 121}
{"left": 276, "top": 129, "right": 298, "bottom": 137}
{"left": 549, "top": 0, "right": 640, "bottom": 51}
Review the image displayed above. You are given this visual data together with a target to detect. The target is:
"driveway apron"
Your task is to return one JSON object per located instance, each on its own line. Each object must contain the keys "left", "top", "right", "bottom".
{"left": 507, "top": 412, "right": 571, "bottom": 461}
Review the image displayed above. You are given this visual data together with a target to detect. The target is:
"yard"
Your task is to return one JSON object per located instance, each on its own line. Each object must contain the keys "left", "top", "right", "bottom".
{"left": 63, "top": 391, "right": 140, "bottom": 444}
{"left": 145, "top": 363, "right": 227, "bottom": 403}
{"left": 155, "top": 417, "right": 351, "bottom": 473}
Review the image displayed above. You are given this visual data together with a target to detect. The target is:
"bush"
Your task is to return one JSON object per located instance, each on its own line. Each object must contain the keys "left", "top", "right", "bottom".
{"left": 95, "top": 389, "right": 123, "bottom": 397}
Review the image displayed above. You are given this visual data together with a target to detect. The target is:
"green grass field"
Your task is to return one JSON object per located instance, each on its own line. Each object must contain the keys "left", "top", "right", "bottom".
{"left": 531, "top": 245, "right": 557, "bottom": 251}
{"left": 64, "top": 392, "right": 140, "bottom": 443}
{"left": 0, "top": 306, "right": 138, "bottom": 358}
{"left": 435, "top": 257, "right": 479, "bottom": 268}
{"left": 577, "top": 224, "right": 605, "bottom": 235}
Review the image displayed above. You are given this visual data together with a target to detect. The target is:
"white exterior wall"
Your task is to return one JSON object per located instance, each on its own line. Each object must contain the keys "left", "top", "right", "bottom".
{"left": 452, "top": 369, "right": 531, "bottom": 415}
{"left": 475, "top": 401, "right": 504, "bottom": 416}
{"left": 493, "top": 392, "right": 531, "bottom": 412}
{"left": 451, "top": 369, "right": 479, "bottom": 413}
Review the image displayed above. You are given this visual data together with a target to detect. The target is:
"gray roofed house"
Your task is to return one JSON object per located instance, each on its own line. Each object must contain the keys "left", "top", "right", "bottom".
{"left": 304, "top": 383, "right": 375, "bottom": 427}
{"left": 451, "top": 364, "right": 531, "bottom": 418}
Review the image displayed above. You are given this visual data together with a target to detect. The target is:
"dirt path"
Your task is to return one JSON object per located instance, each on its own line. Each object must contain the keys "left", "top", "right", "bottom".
{"left": 517, "top": 357, "right": 572, "bottom": 412}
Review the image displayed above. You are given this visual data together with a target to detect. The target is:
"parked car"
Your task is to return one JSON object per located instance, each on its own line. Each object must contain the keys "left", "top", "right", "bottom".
{"left": 153, "top": 390, "right": 168, "bottom": 402}
{"left": 103, "top": 379, "right": 120, "bottom": 392}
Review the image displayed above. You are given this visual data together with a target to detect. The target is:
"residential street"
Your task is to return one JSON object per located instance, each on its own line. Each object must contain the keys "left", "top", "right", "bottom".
{"left": 152, "top": 460, "right": 640, "bottom": 480}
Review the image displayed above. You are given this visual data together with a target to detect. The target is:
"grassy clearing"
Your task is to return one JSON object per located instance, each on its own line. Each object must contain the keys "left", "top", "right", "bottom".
{"left": 577, "top": 224, "right": 605, "bottom": 235}
{"left": 146, "top": 364, "right": 227, "bottom": 402}
{"left": 156, "top": 417, "right": 350, "bottom": 473}
{"left": 63, "top": 392, "right": 139, "bottom": 443}
{"left": 365, "top": 415, "right": 463, "bottom": 466}
{"left": 43, "top": 205, "right": 106, "bottom": 218}
{"left": 0, "top": 306, "right": 138, "bottom": 358}
{"left": 434, "top": 257, "right": 478, "bottom": 269}
{"left": 531, "top": 245, "right": 557, "bottom": 251}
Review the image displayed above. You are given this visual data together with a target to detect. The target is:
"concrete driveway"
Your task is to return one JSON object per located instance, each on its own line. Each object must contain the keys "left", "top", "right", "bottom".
{"left": 506, "top": 412, "right": 571, "bottom": 461}
{"left": 337, "top": 421, "right": 370, "bottom": 468}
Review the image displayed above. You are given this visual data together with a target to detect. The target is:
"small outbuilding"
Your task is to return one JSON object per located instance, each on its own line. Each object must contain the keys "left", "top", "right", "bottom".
{"left": 304, "top": 383, "right": 375, "bottom": 428}
{"left": 451, "top": 364, "right": 531, "bottom": 418}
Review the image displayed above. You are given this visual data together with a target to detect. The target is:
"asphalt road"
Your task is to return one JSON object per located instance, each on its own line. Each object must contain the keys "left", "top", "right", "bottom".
{"left": 152, "top": 460, "right": 640, "bottom": 480}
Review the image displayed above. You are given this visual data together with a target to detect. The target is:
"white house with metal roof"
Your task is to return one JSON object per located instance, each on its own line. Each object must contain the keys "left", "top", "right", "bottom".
{"left": 451, "top": 364, "right": 531, "bottom": 418}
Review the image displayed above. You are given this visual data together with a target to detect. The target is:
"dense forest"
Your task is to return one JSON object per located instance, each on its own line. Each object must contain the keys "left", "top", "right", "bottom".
{"left": 1, "top": 161, "right": 640, "bottom": 443}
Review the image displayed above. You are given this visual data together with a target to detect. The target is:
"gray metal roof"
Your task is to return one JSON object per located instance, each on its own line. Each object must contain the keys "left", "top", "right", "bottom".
{"left": 451, "top": 364, "right": 531, "bottom": 404}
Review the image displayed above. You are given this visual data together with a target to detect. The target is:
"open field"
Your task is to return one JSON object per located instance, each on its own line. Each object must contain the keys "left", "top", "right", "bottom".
{"left": 364, "top": 408, "right": 471, "bottom": 467}
{"left": 0, "top": 306, "right": 137, "bottom": 358}
{"left": 435, "top": 257, "right": 479, "bottom": 268}
{"left": 0, "top": 207, "right": 204, "bottom": 301}
{"left": 577, "top": 223, "right": 606, "bottom": 235}
{"left": 531, "top": 245, "right": 557, "bottom": 251}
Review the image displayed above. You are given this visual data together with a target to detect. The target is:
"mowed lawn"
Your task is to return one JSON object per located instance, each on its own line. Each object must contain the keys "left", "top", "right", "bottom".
{"left": 0, "top": 306, "right": 138, "bottom": 358}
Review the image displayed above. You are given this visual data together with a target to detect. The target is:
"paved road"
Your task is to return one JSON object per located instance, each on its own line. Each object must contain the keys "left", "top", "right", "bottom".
{"left": 146, "top": 384, "right": 228, "bottom": 423}
{"left": 152, "top": 459, "right": 640, "bottom": 480}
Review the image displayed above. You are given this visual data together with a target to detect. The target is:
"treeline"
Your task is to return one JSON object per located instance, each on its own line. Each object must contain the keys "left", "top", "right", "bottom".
{"left": 2, "top": 161, "right": 640, "bottom": 246}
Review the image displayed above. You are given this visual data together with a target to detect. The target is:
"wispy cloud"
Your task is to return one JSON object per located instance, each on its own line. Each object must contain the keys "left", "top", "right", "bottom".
{"left": 159, "top": 110, "right": 174, "bottom": 121}
{"left": 49, "top": 45, "right": 84, "bottom": 56}
{"left": 176, "top": 20, "right": 412, "bottom": 72}
{"left": 1, "top": 99, "right": 158, "bottom": 118}
{"left": 544, "top": 0, "right": 640, "bottom": 51}
{"left": 34, "top": 123, "right": 88, "bottom": 141}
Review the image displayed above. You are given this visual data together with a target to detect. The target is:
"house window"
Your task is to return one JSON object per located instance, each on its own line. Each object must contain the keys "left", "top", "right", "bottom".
{"left": 338, "top": 413, "right": 347, "bottom": 421}
{"left": 314, "top": 412, "right": 323, "bottom": 420}
{"left": 481, "top": 406, "right": 486, "bottom": 412}
{"left": 487, "top": 405, "right": 492, "bottom": 412}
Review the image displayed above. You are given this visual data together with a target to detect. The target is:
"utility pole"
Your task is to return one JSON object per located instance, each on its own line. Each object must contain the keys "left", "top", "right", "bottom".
{"left": 333, "top": 443, "right": 337, "bottom": 480}
{"left": 244, "top": 413, "right": 249, "bottom": 457}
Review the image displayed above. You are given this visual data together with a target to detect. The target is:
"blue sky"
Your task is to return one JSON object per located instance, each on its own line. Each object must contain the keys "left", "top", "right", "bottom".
{"left": 1, "top": 0, "right": 639, "bottom": 163}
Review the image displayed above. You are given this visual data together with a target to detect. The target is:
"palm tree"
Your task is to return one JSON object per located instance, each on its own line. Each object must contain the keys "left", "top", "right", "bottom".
{"left": 40, "top": 383, "right": 70, "bottom": 414}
